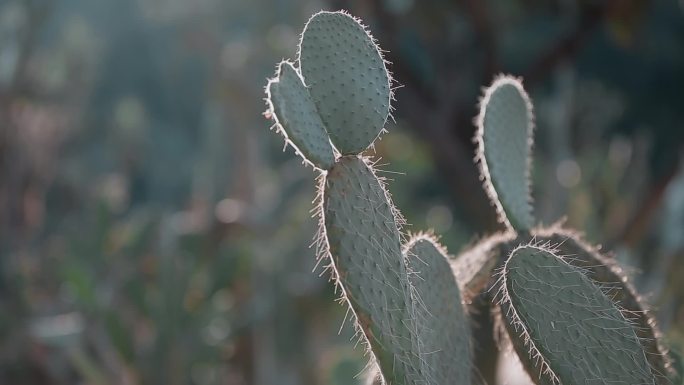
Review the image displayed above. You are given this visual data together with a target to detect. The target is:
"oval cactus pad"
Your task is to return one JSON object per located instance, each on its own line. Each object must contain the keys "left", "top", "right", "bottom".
{"left": 300, "top": 11, "right": 391, "bottom": 155}
{"left": 498, "top": 245, "right": 654, "bottom": 384}
{"left": 476, "top": 75, "right": 534, "bottom": 231}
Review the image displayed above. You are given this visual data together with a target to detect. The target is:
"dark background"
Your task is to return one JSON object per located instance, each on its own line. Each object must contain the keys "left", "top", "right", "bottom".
{"left": 0, "top": 0, "right": 683, "bottom": 384}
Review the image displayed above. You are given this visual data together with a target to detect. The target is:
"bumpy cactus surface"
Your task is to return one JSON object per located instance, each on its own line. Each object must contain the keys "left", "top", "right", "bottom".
{"left": 299, "top": 12, "right": 391, "bottom": 155}
{"left": 325, "top": 155, "right": 422, "bottom": 384}
{"left": 405, "top": 235, "right": 471, "bottom": 385}
{"left": 264, "top": 9, "right": 674, "bottom": 385}
{"left": 497, "top": 245, "right": 653, "bottom": 384}
{"left": 476, "top": 76, "right": 534, "bottom": 231}
{"left": 266, "top": 61, "right": 335, "bottom": 169}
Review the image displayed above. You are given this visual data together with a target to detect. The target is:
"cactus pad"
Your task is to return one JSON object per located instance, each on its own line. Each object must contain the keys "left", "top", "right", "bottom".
{"left": 532, "top": 226, "right": 673, "bottom": 383}
{"left": 498, "top": 245, "right": 655, "bottom": 384}
{"left": 300, "top": 11, "right": 391, "bottom": 155}
{"left": 476, "top": 75, "right": 534, "bottom": 231}
{"left": 266, "top": 61, "right": 336, "bottom": 170}
{"left": 405, "top": 235, "right": 472, "bottom": 385}
{"left": 324, "top": 156, "right": 420, "bottom": 384}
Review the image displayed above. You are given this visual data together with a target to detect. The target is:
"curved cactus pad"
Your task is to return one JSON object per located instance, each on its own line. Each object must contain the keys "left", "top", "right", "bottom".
{"left": 300, "top": 11, "right": 391, "bottom": 155}
{"left": 324, "top": 156, "right": 421, "bottom": 384}
{"left": 266, "top": 61, "right": 335, "bottom": 170}
{"left": 405, "top": 236, "right": 471, "bottom": 385}
{"left": 476, "top": 75, "right": 534, "bottom": 230}
{"left": 498, "top": 245, "right": 655, "bottom": 384}
{"left": 532, "top": 227, "right": 673, "bottom": 383}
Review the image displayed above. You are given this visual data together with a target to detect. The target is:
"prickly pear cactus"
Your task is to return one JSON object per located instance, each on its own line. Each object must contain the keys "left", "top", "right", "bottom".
{"left": 264, "top": 9, "right": 675, "bottom": 385}
{"left": 265, "top": 10, "right": 471, "bottom": 385}
{"left": 468, "top": 75, "right": 673, "bottom": 384}
{"left": 470, "top": 76, "right": 673, "bottom": 384}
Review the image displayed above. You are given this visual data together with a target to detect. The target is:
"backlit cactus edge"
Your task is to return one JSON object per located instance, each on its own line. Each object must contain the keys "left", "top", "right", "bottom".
{"left": 264, "top": 10, "right": 676, "bottom": 385}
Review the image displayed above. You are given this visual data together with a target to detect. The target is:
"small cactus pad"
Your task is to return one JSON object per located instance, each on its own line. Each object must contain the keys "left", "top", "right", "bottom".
{"left": 498, "top": 245, "right": 655, "bottom": 384}
{"left": 266, "top": 61, "right": 335, "bottom": 170}
{"left": 476, "top": 75, "right": 534, "bottom": 231}
{"left": 405, "top": 235, "right": 471, "bottom": 385}
{"left": 324, "top": 156, "right": 420, "bottom": 384}
{"left": 300, "top": 11, "right": 391, "bottom": 155}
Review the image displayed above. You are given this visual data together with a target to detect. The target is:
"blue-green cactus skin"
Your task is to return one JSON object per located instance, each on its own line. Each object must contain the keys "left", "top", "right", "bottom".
{"left": 405, "top": 235, "right": 472, "bottom": 385}
{"left": 476, "top": 75, "right": 534, "bottom": 231}
{"left": 300, "top": 11, "right": 391, "bottom": 155}
{"left": 498, "top": 245, "right": 655, "bottom": 384}
{"left": 324, "top": 156, "right": 421, "bottom": 385}
{"left": 266, "top": 61, "right": 336, "bottom": 169}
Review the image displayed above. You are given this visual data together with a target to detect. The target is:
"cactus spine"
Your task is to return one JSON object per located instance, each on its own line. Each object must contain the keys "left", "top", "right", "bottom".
{"left": 264, "top": 10, "right": 674, "bottom": 385}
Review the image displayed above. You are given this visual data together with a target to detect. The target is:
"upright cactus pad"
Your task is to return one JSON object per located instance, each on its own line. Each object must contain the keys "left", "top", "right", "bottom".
{"left": 266, "top": 61, "right": 336, "bottom": 170}
{"left": 300, "top": 11, "right": 391, "bottom": 155}
{"left": 497, "top": 245, "right": 655, "bottom": 384}
{"left": 476, "top": 75, "right": 534, "bottom": 231}
{"left": 324, "top": 156, "right": 421, "bottom": 384}
{"left": 405, "top": 235, "right": 472, "bottom": 385}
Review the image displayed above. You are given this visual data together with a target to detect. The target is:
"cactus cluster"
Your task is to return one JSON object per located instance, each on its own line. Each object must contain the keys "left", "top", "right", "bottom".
{"left": 264, "top": 10, "right": 675, "bottom": 385}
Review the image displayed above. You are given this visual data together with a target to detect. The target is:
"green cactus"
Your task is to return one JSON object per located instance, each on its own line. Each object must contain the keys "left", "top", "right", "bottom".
{"left": 264, "top": 9, "right": 674, "bottom": 385}
{"left": 266, "top": 11, "right": 471, "bottom": 385}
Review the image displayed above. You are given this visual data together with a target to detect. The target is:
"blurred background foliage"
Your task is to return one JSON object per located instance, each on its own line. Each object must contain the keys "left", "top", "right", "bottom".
{"left": 0, "top": 0, "right": 682, "bottom": 384}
